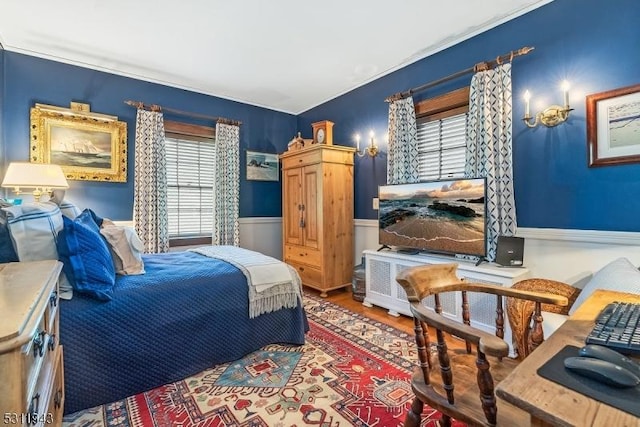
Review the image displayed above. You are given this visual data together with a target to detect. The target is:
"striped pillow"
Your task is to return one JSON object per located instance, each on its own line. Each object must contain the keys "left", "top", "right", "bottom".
{"left": 59, "top": 201, "right": 82, "bottom": 220}
{"left": 2, "top": 201, "right": 63, "bottom": 262}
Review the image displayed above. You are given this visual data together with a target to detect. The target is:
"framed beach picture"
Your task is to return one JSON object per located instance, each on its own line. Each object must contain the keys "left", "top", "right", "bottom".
{"left": 587, "top": 83, "right": 640, "bottom": 167}
{"left": 246, "top": 150, "right": 279, "bottom": 181}
{"left": 30, "top": 102, "right": 127, "bottom": 181}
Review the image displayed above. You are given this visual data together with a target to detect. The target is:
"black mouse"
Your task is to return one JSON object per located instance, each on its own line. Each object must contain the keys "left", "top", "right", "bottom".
{"left": 564, "top": 356, "right": 640, "bottom": 388}
{"left": 579, "top": 344, "right": 640, "bottom": 378}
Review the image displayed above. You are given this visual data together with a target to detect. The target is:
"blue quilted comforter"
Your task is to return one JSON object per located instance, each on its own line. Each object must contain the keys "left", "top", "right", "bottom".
{"left": 59, "top": 251, "right": 308, "bottom": 414}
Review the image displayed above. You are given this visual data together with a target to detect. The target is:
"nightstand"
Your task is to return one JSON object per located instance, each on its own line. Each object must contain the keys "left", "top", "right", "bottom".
{"left": 0, "top": 260, "right": 64, "bottom": 426}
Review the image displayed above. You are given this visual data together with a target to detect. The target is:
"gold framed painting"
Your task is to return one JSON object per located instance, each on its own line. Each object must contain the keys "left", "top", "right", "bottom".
{"left": 30, "top": 102, "right": 127, "bottom": 182}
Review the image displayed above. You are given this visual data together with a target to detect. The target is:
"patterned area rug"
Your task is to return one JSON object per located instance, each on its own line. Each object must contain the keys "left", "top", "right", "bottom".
{"left": 63, "top": 293, "right": 463, "bottom": 426}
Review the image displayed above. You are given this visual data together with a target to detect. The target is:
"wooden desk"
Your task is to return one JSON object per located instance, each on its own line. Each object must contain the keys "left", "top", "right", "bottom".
{"left": 496, "top": 289, "right": 640, "bottom": 427}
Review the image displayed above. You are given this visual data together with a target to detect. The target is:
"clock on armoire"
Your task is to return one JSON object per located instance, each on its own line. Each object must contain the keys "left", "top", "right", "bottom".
{"left": 280, "top": 143, "right": 355, "bottom": 297}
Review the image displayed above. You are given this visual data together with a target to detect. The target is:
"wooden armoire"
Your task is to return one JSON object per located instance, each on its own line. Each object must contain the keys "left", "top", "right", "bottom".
{"left": 280, "top": 144, "right": 355, "bottom": 297}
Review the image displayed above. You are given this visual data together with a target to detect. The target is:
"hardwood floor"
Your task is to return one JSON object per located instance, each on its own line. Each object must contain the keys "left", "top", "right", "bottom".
{"left": 305, "top": 285, "right": 467, "bottom": 353}
{"left": 304, "top": 286, "right": 416, "bottom": 335}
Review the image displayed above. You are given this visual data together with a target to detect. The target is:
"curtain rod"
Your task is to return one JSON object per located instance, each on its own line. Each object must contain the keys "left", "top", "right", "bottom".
{"left": 124, "top": 100, "right": 242, "bottom": 126}
{"left": 385, "top": 46, "right": 535, "bottom": 102}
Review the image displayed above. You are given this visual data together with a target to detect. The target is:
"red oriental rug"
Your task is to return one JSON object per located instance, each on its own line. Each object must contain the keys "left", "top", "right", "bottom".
{"left": 62, "top": 293, "right": 464, "bottom": 426}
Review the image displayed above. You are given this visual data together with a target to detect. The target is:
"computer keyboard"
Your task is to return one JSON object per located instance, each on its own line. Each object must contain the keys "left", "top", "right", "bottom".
{"left": 586, "top": 301, "right": 640, "bottom": 356}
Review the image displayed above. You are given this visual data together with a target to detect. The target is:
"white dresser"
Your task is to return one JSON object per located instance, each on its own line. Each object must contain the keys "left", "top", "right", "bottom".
{"left": 363, "top": 250, "right": 530, "bottom": 356}
{"left": 0, "top": 260, "right": 64, "bottom": 426}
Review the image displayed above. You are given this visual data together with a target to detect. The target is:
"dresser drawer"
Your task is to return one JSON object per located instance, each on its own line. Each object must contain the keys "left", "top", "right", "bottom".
{"left": 288, "top": 261, "right": 323, "bottom": 288}
{"left": 21, "top": 318, "right": 48, "bottom": 400}
{"left": 26, "top": 343, "right": 56, "bottom": 426}
{"left": 281, "top": 149, "right": 322, "bottom": 169}
{"left": 284, "top": 245, "right": 321, "bottom": 268}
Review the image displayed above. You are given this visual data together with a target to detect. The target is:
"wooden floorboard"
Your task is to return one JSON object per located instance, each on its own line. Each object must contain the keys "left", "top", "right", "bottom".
{"left": 304, "top": 286, "right": 416, "bottom": 335}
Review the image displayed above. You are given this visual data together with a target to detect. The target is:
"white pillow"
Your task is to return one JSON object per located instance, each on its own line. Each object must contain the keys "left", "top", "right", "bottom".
{"left": 541, "top": 311, "right": 569, "bottom": 338}
{"left": 2, "top": 201, "right": 63, "bottom": 261}
{"left": 2, "top": 201, "right": 74, "bottom": 299}
{"left": 100, "top": 219, "right": 145, "bottom": 275}
{"left": 569, "top": 257, "right": 640, "bottom": 315}
{"left": 59, "top": 201, "right": 82, "bottom": 220}
{"left": 49, "top": 190, "right": 81, "bottom": 219}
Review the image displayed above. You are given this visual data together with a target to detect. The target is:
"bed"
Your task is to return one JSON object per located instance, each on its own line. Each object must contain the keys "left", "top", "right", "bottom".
{"left": 59, "top": 250, "right": 309, "bottom": 415}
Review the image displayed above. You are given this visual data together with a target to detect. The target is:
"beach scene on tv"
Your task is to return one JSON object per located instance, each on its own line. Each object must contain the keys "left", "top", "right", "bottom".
{"left": 379, "top": 178, "right": 486, "bottom": 256}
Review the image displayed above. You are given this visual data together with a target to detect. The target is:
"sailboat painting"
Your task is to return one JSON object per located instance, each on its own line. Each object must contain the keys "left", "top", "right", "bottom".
{"left": 50, "top": 126, "right": 112, "bottom": 169}
{"left": 30, "top": 103, "right": 128, "bottom": 182}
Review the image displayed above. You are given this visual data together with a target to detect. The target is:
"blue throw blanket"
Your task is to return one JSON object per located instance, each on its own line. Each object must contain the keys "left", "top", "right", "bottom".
{"left": 60, "top": 251, "right": 308, "bottom": 414}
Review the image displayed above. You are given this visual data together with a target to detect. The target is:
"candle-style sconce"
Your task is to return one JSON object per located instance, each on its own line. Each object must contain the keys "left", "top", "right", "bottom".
{"left": 523, "top": 80, "right": 573, "bottom": 128}
{"left": 354, "top": 131, "right": 379, "bottom": 157}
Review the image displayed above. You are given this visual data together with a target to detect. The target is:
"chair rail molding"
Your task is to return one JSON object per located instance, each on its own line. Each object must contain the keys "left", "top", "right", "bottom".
{"left": 516, "top": 227, "right": 640, "bottom": 246}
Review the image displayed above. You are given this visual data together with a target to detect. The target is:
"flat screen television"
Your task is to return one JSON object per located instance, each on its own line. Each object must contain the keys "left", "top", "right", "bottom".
{"left": 378, "top": 178, "right": 487, "bottom": 257}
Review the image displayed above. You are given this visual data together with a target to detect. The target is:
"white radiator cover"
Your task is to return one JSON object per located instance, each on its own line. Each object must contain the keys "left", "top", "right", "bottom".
{"left": 364, "top": 249, "right": 530, "bottom": 357}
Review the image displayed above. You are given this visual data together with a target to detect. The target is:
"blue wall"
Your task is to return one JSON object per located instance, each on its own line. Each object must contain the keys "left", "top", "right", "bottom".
{"left": 1, "top": 52, "right": 295, "bottom": 220}
{"left": 2, "top": 0, "right": 639, "bottom": 231}
{"left": 0, "top": 49, "right": 5, "bottom": 166}
{"left": 298, "top": 0, "right": 640, "bottom": 232}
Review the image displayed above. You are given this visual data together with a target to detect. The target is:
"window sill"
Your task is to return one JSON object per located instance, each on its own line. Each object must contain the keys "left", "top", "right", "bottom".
{"left": 169, "top": 236, "right": 212, "bottom": 247}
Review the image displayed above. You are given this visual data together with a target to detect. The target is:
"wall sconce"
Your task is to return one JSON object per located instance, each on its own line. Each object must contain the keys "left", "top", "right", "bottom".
{"left": 1, "top": 162, "right": 69, "bottom": 202}
{"left": 523, "top": 80, "right": 573, "bottom": 128}
{"left": 354, "top": 131, "right": 379, "bottom": 157}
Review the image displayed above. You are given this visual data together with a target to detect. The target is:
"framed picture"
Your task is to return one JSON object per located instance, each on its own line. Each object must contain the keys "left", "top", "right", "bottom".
{"left": 30, "top": 102, "right": 127, "bottom": 181}
{"left": 246, "top": 150, "right": 279, "bottom": 181}
{"left": 587, "top": 83, "right": 640, "bottom": 167}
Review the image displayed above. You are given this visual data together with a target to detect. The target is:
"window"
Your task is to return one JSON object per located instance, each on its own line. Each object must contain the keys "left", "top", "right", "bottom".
{"left": 164, "top": 121, "right": 215, "bottom": 246}
{"left": 415, "top": 87, "right": 469, "bottom": 181}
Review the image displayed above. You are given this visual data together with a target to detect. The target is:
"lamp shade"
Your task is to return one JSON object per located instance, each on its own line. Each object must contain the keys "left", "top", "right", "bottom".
{"left": 1, "top": 162, "right": 69, "bottom": 189}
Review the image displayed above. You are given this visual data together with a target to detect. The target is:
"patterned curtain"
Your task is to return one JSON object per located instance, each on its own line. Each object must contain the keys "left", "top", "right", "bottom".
{"left": 465, "top": 63, "right": 516, "bottom": 261}
{"left": 387, "top": 97, "right": 419, "bottom": 184}
{"left": 133, "top": 109, "right": 169, "bottom": 253}
{"left": 213, "top": 122, "right": 240, "bottom": 246}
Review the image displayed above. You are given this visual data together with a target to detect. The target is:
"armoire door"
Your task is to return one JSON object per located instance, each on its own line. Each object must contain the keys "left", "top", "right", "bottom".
{"left": 283, "top": 167, "right": 303, "bottom": 246}
{"left": 302, "top": 164, "right": 321, "bottom": 249}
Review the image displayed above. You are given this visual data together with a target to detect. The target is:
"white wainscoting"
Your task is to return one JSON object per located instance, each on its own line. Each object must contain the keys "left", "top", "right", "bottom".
{"left": 515, "top": 227, "right": 640, "bottom": 285}
{"left": 126, "top": 217, "right": 640, "bottom": 283}
{"left": 238, "top": 217, "right": 283, "bottom": 260}
{"left": 113, "top": 219, "right": 283, "bottom": 258}
{"left": 355, "top": 219, "right": 640, "bottom": 285}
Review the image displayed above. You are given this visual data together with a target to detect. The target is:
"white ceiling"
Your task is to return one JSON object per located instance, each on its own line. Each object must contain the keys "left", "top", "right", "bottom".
{"left": 0, "top": 0, "right": 551, "bottom": 114}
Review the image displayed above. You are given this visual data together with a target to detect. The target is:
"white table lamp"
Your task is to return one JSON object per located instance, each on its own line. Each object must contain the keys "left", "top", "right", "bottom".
{"left": 2, "top": 162, "right": 69, "bottom": 202}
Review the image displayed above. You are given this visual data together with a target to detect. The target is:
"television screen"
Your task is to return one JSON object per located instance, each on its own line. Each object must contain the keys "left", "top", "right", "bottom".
{"left": 378, "top": 178, "right": 486, "bottom": 257}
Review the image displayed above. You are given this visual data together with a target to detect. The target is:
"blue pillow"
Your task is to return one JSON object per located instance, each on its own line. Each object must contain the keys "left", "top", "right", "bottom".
{"left": 0, "top": 220, "right": 18, "bottom": 263}
{"left": 87, "top": 208, "right": 104, "bottom": 227}
{"left": 57, "top": 209, "right": 115, "bottom": 301}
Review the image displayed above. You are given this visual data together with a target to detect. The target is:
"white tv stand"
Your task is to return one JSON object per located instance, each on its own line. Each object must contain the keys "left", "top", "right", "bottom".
{"left": 363, "top": 249, "right": 530, "bottom": 356}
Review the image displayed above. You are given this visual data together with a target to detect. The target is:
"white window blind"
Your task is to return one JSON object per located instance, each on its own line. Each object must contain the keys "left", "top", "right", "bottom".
{"left": 417, "top": 113, "right": 468, "bottom": 181}
{"left": 165, "top": 136, "right": 216, "bottom": 238}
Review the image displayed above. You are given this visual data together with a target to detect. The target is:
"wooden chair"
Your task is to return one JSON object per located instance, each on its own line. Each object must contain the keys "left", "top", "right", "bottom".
{"left": 507, "top": 278, "right": 581, "bottom": 360}
{"left": 396, "top": 263, "right": 569, "bottom": 427}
